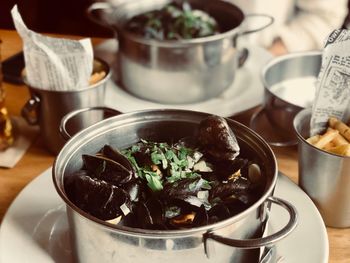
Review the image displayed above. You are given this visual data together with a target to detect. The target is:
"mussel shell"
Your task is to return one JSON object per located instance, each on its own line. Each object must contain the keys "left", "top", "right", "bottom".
{"left": 210, "top": 176, "right": 251, "bottom": 201}
{"left": 82, "top": 154, "right": 133, "bottom": 185}
{"left": 162, "top": 178, "right": 206, "bottom": 199}
{"left": 210, "top": 157, "right": 248, "bottom": 181}
{"left": 208, "top": 203, "right": 231, "bottom": 223}
{"left": 198, "top": 115, "right": 240, "bottom": 160}
{"left": 168, "top": 204, "right": 208, "bottom": 228}
{"left": 65, "top": 170, "right": 130, "bottom": 220}
{"left": 192, "top": 205, "right": 209, "bottom": 227}
{"left": 135, "top": 198, "right": 165, "bottom": 229}
{"left": 102, "top": 145, "right": 134, "bottom": 172}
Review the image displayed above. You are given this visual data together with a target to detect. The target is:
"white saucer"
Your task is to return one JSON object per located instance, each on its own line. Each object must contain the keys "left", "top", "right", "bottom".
{"left": 94, "top": 40, "right": 272, "bottom": 117}
{"left": 0, "top": 168, "right": 327, "bottom": 263}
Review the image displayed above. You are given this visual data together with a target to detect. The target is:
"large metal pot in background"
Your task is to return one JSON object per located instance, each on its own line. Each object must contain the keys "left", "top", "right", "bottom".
{"left": 87, "top": 0, "right": 273, "bottom": 104}
{"left": 53, "top": 108, "right": 297, "bottom": 263}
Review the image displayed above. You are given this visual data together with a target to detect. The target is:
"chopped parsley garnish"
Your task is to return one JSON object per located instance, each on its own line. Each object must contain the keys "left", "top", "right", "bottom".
{"left": 122, "top": 140, "right": 210, "bottom": 192}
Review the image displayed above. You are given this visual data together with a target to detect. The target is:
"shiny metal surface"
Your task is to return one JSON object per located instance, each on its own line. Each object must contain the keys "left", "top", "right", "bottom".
{"left": 87, "top": 0, "right": 273, "bottom": 104}
{"left": 53, "top": 109, "right": 297, "bottom": 262}
{"left": 21, "top": 58, "right": 111, "bottom": 154}
{"left": 258, "top": 51, "right": 321, "bottom": 146}
{"left": 294, "top": 108, "right": 350, "bottom": 228}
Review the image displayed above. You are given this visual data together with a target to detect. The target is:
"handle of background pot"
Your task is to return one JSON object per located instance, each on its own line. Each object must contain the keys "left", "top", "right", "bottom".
{"left": 233, "top": 14, "right": 273, "bottom": 67}
{"left": 240, "top": 14, "right": 274, "bottom": 36}
{"left": 59, "top": 106, "right": 121, "bottom": 141}
{"left": 203, "top": 196, "right": 297, "bottom": 255}
{"left": 86, "top": 2, "right": 114, "bottom": 30}
{"left": 21, "top": 95, "right": 40, "bottom": 125}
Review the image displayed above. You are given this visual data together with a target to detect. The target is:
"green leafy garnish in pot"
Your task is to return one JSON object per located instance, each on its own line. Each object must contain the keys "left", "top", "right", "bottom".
{"left": 122, "top": 140, "right": 209, "bottom": 191}
{"left": 125, "top": 1, "right": 220, "bottom": 40}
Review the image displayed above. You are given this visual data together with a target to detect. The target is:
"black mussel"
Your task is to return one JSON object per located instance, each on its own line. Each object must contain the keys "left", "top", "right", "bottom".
{"left": 82, "top": 154, "right": 134, "bottom": 185}
{"left": 211, "top": 158, "right": 248, "bottom": 181}
{"left": 208, "top": 203, "right": 231, "bottom": 223}
{"left": 165, "top": 198, "right": 208, "bottom": 228}
{"left": 102, "top": 145, "right": 134, "bottom": 172}
{"left": 198, "top": 115, "right": 240, "bottom": 160}
{"left": 192, "top": 205, "right": 209, "bottom": 227}
{"left": 169, "top": 204, "right": 208, "bottom": 228}
{"left": 224, "top": 197, "right": 250, "bottom": 215}
{"left": 135, "top": 198, "right": 165, "bottom": 229}
{"left": 136, "top": 202, "right": 153, "bottom": 229}
{"left": 210, "top": 176, "right": 251, "bottom": 202}
{"left": 65, "top": 171, "right": 130, "bottom": 221}
{"left": 184, "top": 195, "right": 207, "bottom": 209}
{"left": 162, "top": 178, "right": 207, "bottom": 199}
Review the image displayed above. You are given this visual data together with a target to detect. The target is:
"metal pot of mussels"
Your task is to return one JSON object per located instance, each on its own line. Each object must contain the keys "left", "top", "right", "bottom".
{"left": 53, "top": 108, "right": 297, "bottom": 263}
{"left": 86, "top": 0, "right": 273, "bottom": 104}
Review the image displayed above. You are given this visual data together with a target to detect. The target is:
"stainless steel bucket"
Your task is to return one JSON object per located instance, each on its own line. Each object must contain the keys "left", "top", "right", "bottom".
{"left": 53, "top": 108, "right": 297, "bottom": 262}
{"left": 21, "top": 58, "right": 111, "bottom": 154}
{"left": 87, "top": 0, "right": 273, "bottom": 104}
{"left": 294, "top": 108, "right": 350, "bottom": 228}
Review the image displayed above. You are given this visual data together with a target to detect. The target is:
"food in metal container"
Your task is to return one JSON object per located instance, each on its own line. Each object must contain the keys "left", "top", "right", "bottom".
{"left": 65, "top": 115, "right": 264, "bottom": 230}
{"left": 306, "top": 116, "right": 350, "bottom": 156}
{"left": 124, "top": 1, "right": 220, "bottom": 40}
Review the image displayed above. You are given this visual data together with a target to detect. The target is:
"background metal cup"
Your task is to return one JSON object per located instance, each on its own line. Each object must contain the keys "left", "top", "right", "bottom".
{"left": 259, "top": 51, "right": 321, "bottom": 146}
{"left": 294, "top": 108, "right": 350, "bottom": 228}
{"left": 21, "top": 58, "right": 111, "bottom": 154}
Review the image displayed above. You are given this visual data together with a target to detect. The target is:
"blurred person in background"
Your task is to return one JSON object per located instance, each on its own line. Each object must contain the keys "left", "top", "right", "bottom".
{"left": 230, "top": 0, "right": 348, "bottom": 55}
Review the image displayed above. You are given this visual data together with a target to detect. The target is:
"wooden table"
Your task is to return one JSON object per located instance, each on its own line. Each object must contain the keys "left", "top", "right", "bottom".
{"left": 0, "top": 29, "right": 349, "bottom": 262}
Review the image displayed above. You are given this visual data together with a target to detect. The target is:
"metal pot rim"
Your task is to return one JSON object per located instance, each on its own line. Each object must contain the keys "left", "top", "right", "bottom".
{"left": 53, "top": 109, "right": 278, "bottom": 237}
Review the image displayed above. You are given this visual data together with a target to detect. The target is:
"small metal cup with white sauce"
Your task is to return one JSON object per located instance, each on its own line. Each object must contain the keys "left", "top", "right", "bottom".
{"left": 250, "top": 51, "right": 321, "bottom": 146}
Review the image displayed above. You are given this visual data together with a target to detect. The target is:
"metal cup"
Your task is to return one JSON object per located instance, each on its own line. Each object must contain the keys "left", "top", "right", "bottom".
{"left": 21, "top": 58, "right": 111, "bottom": 154}
{"left": 251, "top": 51, "right": 321, "bottom": 146}
{"left": 294, "top": 108, "right": 350, "bottom": 228}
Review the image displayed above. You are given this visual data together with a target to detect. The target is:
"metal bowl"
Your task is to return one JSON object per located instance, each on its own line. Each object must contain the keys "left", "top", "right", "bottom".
{"left": 87, "top": 0, "right": 272, "bottom": 104}
{"left": 250, "top": 51, "right": 321, "bottom": 146}
{"left": 53, "top": 108, "right": 297, "bottom": 263}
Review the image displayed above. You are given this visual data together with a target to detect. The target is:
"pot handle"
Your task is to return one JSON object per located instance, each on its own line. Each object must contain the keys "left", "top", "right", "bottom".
{"left": 240, "top": 14, "right": 274, "bottom": 36}
{"left": 21, "top": 95, "right": 40, "bottom": 125}
{"left": 86, "top": 2, "right": 114, "bottom": 30}
{"left": 203, "top": 196, "right": 297, "bottom": 255}
{"left": 59, "top": 106, "right": 121, "bottom": 141}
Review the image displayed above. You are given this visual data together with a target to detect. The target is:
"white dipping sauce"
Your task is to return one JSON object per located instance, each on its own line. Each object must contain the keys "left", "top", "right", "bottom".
{"left": 269, "top": 76, "right": 317, "bottom": 108}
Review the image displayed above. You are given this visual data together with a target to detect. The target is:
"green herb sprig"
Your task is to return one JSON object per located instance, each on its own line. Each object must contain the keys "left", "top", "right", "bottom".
{"left": 122, "top": 140, "right": 210, "bottom": 192}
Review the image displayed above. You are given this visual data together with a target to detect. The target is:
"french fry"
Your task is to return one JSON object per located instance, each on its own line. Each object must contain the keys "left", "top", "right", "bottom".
{"left": 328, "top": 127, "right": 350, "bottom": 146}
{"left": 329, "top": 117, "right": 350, "bottom": 142}
{"left": 306, "top": 117, "right": 350, "bottom": 156}
{"left": 306, "top": 134, "right": 320, "bottom": 145}
{"left": 327, "top": 144, "right": 350, "bottom": 156}
{"left": 313, "top": 128, "right": 339, "bottom": 149}
{"left": 89, "top": 71, "right": 106, "bottom": 85}
{"left": 322, "top": 141, "right": 336, "bottom": 151}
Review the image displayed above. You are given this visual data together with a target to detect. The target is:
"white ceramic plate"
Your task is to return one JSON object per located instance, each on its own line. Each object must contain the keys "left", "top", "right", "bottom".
{"left": 0, "top": 168, "right": 327, "bottom": 263}
{"left": 94, "top": 40, "right": 272, "bottom": 117}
